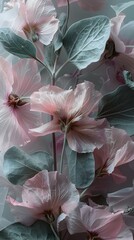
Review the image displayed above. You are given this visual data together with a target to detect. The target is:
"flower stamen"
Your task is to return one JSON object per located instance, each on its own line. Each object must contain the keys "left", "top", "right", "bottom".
{"left": 8, "top": 94, "right": 27, "bottom": 108}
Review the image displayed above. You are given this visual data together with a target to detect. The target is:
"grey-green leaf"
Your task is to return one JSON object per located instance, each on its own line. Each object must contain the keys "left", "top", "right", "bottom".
{"left": 67, "top": 146, "right": 95, "bottom": 189}
{"left": 0, "top": 28, "right": 36, "bottom": 58}
{"left": 3, "top": 147, "right": 53, "bottom": 185}
{"left": 63, "top": 16, "right": 110, "bottom": 70}
{"left": 43, "top": 43, "right": 55, "bottom": 73}
{"left": 0, "top": 221, "right": 56, "bottom": 240}
{"left": 97, "top": 85, "right": 134, "bottom": 135}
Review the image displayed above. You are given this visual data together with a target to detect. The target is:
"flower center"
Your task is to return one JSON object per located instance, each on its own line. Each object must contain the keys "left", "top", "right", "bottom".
{"left": 23, "top": 24, "right": 39, "bottom": 42}
{"left": 8, "top": 94, "right": 27, "bottom": 108}
{"left": 88, "top": 232, "right": 102, "bottom": 240}
{"left": 104, "top": 39, "right": 119, "bottom": 59}
{"left": 59, "top": 117, "right": 72, "bottom": 133}
{"left": 44, "top": 210, "right": 55, "bottom": 224}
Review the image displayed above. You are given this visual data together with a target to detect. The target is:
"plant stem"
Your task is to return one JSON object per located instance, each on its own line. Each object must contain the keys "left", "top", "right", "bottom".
{"left": 50, "top": 223, "right": 60, "bottom": 240}
{"left": 63, "top": 0, "right": 70, "bottom": 36}
{"left": 35, "top": 57, "right": 52, "bottom": 78}
{"left": 55, "top": 61, "right": 68, "bottom": 79}
{"left": 60, "top": 129, "right": 67, "bottom": 174}
{"left": 80, "top": 188, "right": 88, "bottom": 199}
{"left": 52, "top": 54, "right": 59, "bottom": 85}
{"left": 52, "top": 131, "right": 57, "bottom": 171}
{"left": 51, "top": 55, "right": 59, "bottom": 171}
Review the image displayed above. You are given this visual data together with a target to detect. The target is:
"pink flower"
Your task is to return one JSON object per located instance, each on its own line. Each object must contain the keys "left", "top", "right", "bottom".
{"left": 0, "top": 57, "right": 41, "bottom": 151}
{"left": 102, "top": 14, "right": 134, "bottom": 74}
{"left": 107, "top": 184, "right": 134, "bottom": 213}
{"left": 57, "top": 0, "right": 106, "bottom": 12}
{"left": 0, "top": 0, "right": 59, "bottom": 61}
{"left": 30, "top": 81, "right": 108, "bottom": 153}
{"left": 7, "top": 170, "right": 79, "bottom": 226}
{"left": 59, "top": 203, "right": 133, "bottom": 239}
{"left": 107, "top": 184, "right": 134, "bottom": 236}
{"left": 93, "top": 127, "right": 134, "bottom": 176}
{"left": 13, "top": 0, "right": 59, "bottom": 45}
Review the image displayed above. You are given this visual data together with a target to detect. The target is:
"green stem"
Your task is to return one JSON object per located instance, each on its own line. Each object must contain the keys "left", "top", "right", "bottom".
{"left": 52, "top": 132, "right": 57, "bottom": 171}
{"left": 55, "top": 61, "right": 68, "bottom": 79}
{"left": 63, "top": 0, "right": 70, "bottom": 36}
{"left": 35, "top": 57, "right": 52, "bottom": 78}
{"left": 51, "top": 55, "right": 59, "bottom": 171}
{"left": 80, "top": 188, "right": 88, "bottom": 199}
{"left": 60, "top": 130, "right": 67, "bottom": 174}
{"left": 50, "top": 223, "right": 60, "bottom": 240}
{"left": 52, "top": 54, "right": 59, "bottom": 85}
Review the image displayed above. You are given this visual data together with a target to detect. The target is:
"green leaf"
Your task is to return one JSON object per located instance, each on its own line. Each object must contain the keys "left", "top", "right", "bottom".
{"left": 43, "top": 43, "right": 55, "bottom": 73}
{"left": 97, "top": 85, "right": 134, "bottom": 135}
{"left": 123, "top": 70, "right": 134, "bottom": 89}
{"left": 63, "top": 16, "right": 110, "bottom": 70}
{"left": 0, "top": 221, "right": 56, "bottom": 240}
{"left": 66, "top": 146, "right": 95, "bottom": 189}
{"left": 0, "top": 28, "right": 36, "bottom": 58}
{"left": 43, "top": 13, "right": 67, "bottom": 72}
{"left": 3, "top": 147, "right": 53, "bottom": 185}
{"left": 111, "top": 1, "right": 134, "bottom": 15}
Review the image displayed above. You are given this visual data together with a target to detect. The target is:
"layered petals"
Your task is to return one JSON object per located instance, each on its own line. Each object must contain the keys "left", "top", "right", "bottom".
{"left": 13, "top": 0, "right": 59, "bottom": 45}
{"left": 30, "top": 82, "right": 107, "bottom": 153}
{"left": 0, "top": 58, "right": 42, "bottom": 151}
{"left": 59, "top": 203, "right": 132, "bottom": 239}
{"left": 107, "top": 184, "right": 134, "bottom": 212}
{"left": 102, "top": 14, "right": 134, "bottom": 75}
{"left": 7, "top": 170, "right": 79, "bottom": 226}
{"left": 94, "top": 127, "right": 134, "bottom": 175}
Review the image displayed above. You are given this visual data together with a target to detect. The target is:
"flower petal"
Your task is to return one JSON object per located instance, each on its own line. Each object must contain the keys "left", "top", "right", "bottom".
{"left": 67, "top": 118, "right": 107, "bottom": 153}
{"left": 29, "top": 119, "right": 61, "bottom": 136}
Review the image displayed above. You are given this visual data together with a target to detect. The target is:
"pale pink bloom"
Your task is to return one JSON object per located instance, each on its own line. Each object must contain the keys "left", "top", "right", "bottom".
{"left": 7, "top": 170, "right": 79, "bottom": 226}
{"left": 12, "top": 0, "right": 59, "bottom": 45}
{"left": 0, "top": 175, "right": 22, "bottom": 231}
{"left": 93, "top": 127, "right": 134, "bottom": 176}
{"left": 107, "top": 185, "right": 134, "bottom": 236}
{"left": 0, "top": 57, "right": 41, "bottom": 151}
{"left": 102, "top": 14, "right": 134, "bottom": 74}
{"left": 0, "top": 0, "right": 59, "bottom": 61}
{"left": 107, "top": 184, "right": 134, "bottom": 213}
{"left": 57, "top": 0, "right": 106, "bottom": 12}
{"left": 30, "top": 81, "right": 108, "bottom": 153}
{"left": 59, "top": 203, "right": 133, "bottom": 239}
